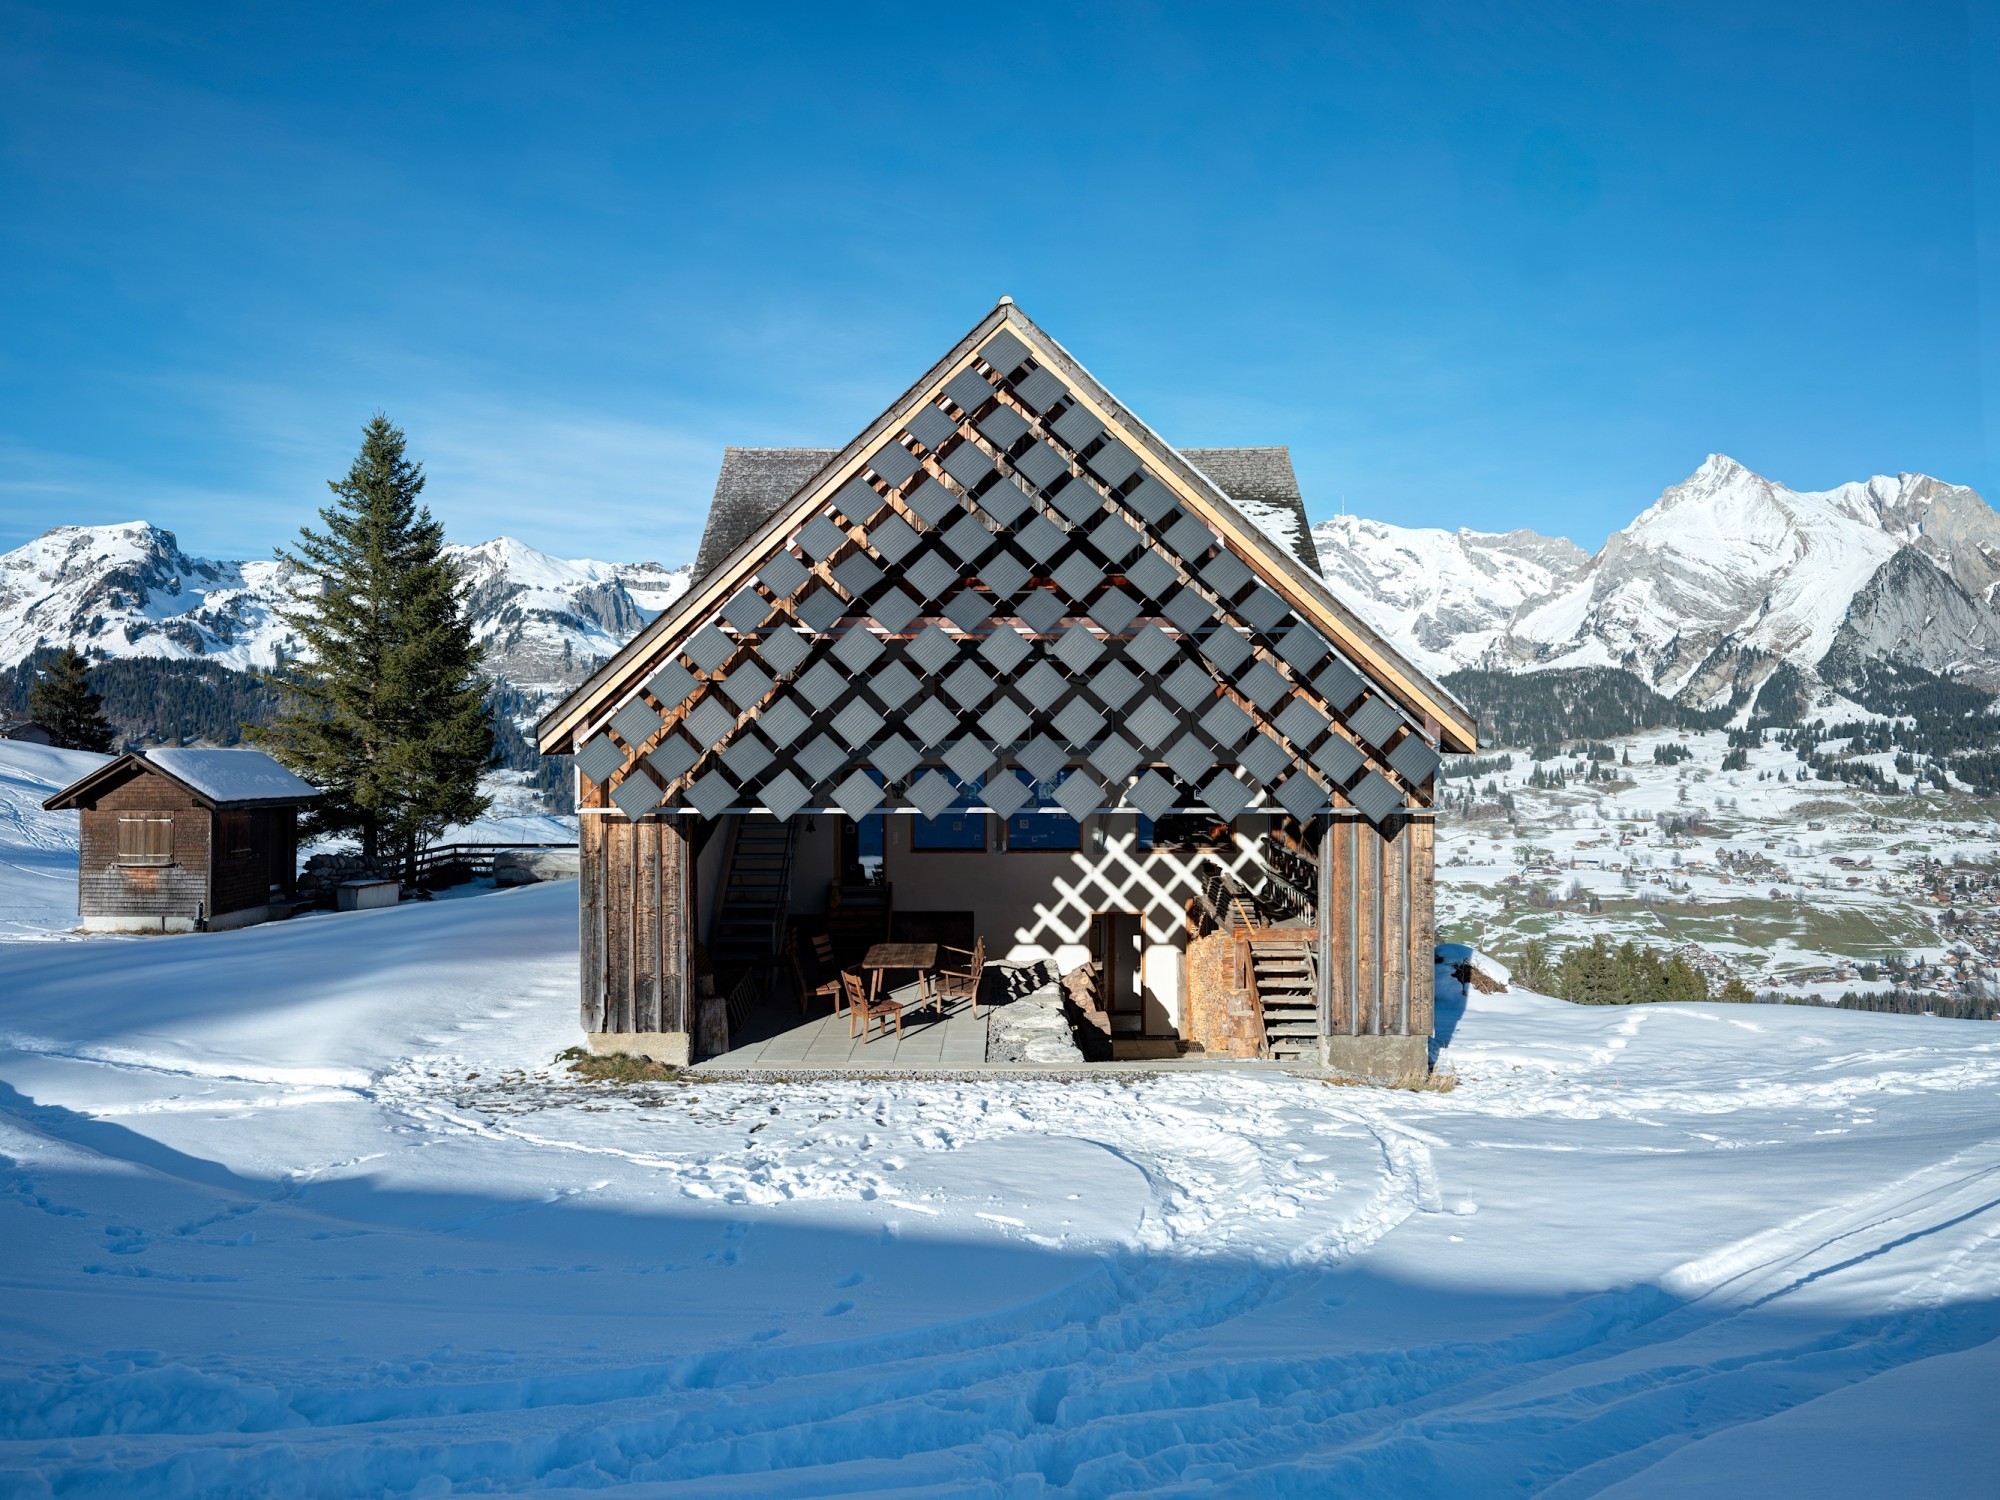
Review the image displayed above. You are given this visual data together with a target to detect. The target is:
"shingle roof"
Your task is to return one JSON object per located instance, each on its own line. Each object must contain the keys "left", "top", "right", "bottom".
{"left": 1181, "top": 448, "right": 1317, "bottom": 574}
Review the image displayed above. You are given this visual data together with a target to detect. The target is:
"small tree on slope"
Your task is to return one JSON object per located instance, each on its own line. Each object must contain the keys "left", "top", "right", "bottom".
{"left": 28, "top": 646, "right": 116, "bottom": 752}
{"left": 255, "top": 415, "right": 492, "bottom": 874}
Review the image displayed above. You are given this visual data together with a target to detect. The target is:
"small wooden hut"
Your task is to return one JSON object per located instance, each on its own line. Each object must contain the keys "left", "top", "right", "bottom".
{"left": 43, "top": 748, "right": 319, "bottom": 933}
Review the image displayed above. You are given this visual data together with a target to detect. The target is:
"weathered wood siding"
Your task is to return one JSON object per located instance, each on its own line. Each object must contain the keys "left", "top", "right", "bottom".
{"left": 1318, "top": 812, "right": 1435, "bottom": 1040}
{"left": 77, "top": 777, "right": 210, "bottom": 924}
{"left": 579, "top": 814, "right": 692, "bottom": 1035}
{"left": 209, "top": 807, "right": 294, "bottom": 917}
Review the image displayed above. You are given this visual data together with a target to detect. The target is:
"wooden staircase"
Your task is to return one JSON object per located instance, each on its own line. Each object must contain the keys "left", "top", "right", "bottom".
{"left": 1241, "top": 931, "right": 1321, "bottom": 1062}
{"left": 709, "top": 816, "right": 797, "bottom": 976}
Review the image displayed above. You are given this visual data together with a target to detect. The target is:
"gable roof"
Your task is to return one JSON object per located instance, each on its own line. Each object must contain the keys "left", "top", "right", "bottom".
{"left": 43, "top": 747, "right": 320, "bottom": 811}
{"left": 542, "top": 301, "right": 1473, "bottom": 760}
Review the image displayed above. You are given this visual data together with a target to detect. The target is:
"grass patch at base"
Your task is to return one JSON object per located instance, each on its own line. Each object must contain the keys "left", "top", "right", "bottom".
{"left": 557, "top": 1046, "right": 680, "bottom": 1083}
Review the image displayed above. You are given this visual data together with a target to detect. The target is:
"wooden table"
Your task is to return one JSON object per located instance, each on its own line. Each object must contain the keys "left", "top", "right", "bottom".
{"left": 860, "top": 942, "right": 938, "bottom": 1014}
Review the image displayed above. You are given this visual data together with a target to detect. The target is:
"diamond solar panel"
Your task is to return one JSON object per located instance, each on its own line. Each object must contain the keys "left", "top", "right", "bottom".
{"left": 905, "top": 478, "right": 961, "bottom": 527}
{"left": 1163, "top": 734, "right": 1213, "bottom": 784}
{"left": 944, "top": 660, "right": 994, "bottom": 708}
{"left": 941, "top": 515, "right": 994, "bottom": 565}
{"left": 1090, "top": 660, "right": 1141, "bottom": 709}
{"left": 721, "top": 732, "right": 774, "bottom": 783}
{"left": 795, "top": 735, "right": 848, "bottom": 786}
{"left": 1238, "top": 659, "right": 1290, "bottom": 712}
{"left": 1088, "top": 732, "right": 1142, "bottom": 784}
{"left": 977, "top": 405, "right": 1029, "bottom": 450}
{"left": 978, "top": 550, "right": 1031, "bottom": 598}
{"left": 906, "top": 404, "right": 958, "bottom": 451}
{"left": 904, "top": 552, "right": 959, "bottom": 602}
{"left": 1347, "top": 694, "right": 1405, "bottom": 748}
{"left": 867, "top": 659, "right": 922, "bottom": 709}
{"left": 1347, "top": 769, "right": 1404, "bottom": 825}
{"left": 1315, "top": 655, "right": 1366, "bottom": 712}
{"left": 1052, "top": 623, "right": 1105, "bottom": 673}
{"left": 1124, "top": 475, "right": 1175, "bottom": 524}
{"left": 832, "top": 626, "right": 885, "bottom": 674}
{"left": 647, "top": 733, "right": 698, "bottom": 783}
{"left": 720, "top": 587, "right": 770, "bottom": 634}
{"left": 868, "top": 587, "right": 923, "bottom": 635}
{"left": 974, "top": 478, "right": 1032, "bottom": 530}
{"left": 1238, "top": 732, "right": 1290, "bottom": 788}
{"left": 758, "top": 551, "right": 810, "bottom": 598}
{"left": 1012, "top": 365, "right": 1067, "bottom": 413}
{"left": 944, "top": 367, "right": 994, "bottom": 415}
{"left": 832, "top": 769, "right": 885, "bottom": 819}
{"left": 1050, "top": 477, "right": 1104, "bottom": 526}
{"left": 1090, "top": 514, "right": 1142, "bottom": 563}
{"left": 718, "top": 661, "right": 774, "bottom": 711}
{"left": 871, "top": 733, "right": 921, "bottom": 782}
{"left": 1274, "top": 769, "right": 1330, "bottom": 820}
{"left": 943, "top": 441, "right": 994, "bottom": 490}
{"left": 832, "top": 698, "right": 885, "bottom": 749}
{"left": 981, "top": 769, "right": 1034, "bottom": 818}
{"left": 795, "top": 660, "right": 847, "bottom": 711}
{"left": 683, "top": 697, "right": 739, "bottom": 751}
{"left": 942, "top": 588, "right": 992, "bottom": 633}
{"left": 1200, "top": 627, "right": 1252, "bottom": 676}
{"left": 1014, "top": 514, "right": 1067, "bottom": 566}
{"left": 868, "top": 513, "right": 921, "bottom": 563}
{"left": 1087, "top": 439, "right": 1141, "bottom": 488}
{"left": 798, "top": 514, "right": 849, "bottom": 562}
{"left": 685, "top": 625, "right": 734, "bottom": 674}
{"left": 1274, "top": 697, "right": 1330, "bottom": 749}
{"left": 983, "top": 695, "right": 1032, "bottom": 745}
{"left": 1090, "top": 587, "right": 1142, "bottom": 635}
{"left": 1013, "top": 441, "right": 1068, "bottom": 490}
{"left": 1200, "top": 697, "right": 1254, "bottom": 748}
{"left": 907, "top": 623, "right": 958, "bottom": 675}
{"left": 1125, "top": 696, "right": 1179, "bottom": 748}
{"left": 1277, "top": 623, "right": 1330, "bottom": 674}
{"left": 1164, "top": 659, "right": 1219, "bottom": 712}
{"left": 1238, "top": 587, "right": 1291, "bottom": 634}
{"left": 1126, "top": 769, "right": 1179, "bottom": 820}
{"left": 756, "top": 628, "right": 811, "bottom": 677}
{"left": 1050, "top": 552, "right": 1105, "bottom": 602}
{"left": 1312, "top": 735, "right": 1365, "bottom": 786}
{"left": 1054, "top": 771, "right": 1104, "bottom": 822}
{"left": 611, "top": 770, "right": 664, "bottom": 821}
{"left": 1124, "top": 550, "right": 1179, "bottom": 601}
{"left": 906, "top": 696, "right": 959, "bottom": 746}
{"left": 835, "top": 478, "right": 880, "bottom": 522}
{"left": 1164, "top": 514, "right": 1216, "bottom": 561}
{"left": 980, "top": 329, "right": 1029, "bottom": 375}
{"left": 1017, "top": 733, "right": 1068, "bottom": 783}
{"left": 1049, "top": 404, "right": 1103, "bottom": 451}
{"left": 759, "top": 768, "right": 814, "bottom": 822}
{"left": 907, "top": 769, "right": 960, "bottom": 820}
{"left": 1015, "top": 659, "right": 1068, "bottom": 710}
{"left": 1202, "top": 771, "right": 1255, "bottom": 821}
{"left": 832, "top": 551, "right": 883, "bottom": 598}
{"left": 574, "top": 734, "right": 624, "bottom": 785}
{"left": 979, "top": 624, "right": 1032, "bottom": 674}
{"left": 683, "top": 769, "right": 737, "bottom": 820}
{"left": 1201, "top": 548, "right": 1253, "bottom": 599}
{"left": 942, "top": 736, "right": 995, "bottom": 784}
{"left": 1387, "top": 732, "right": 1442, "bottom": 787}
{"left": 868, "top": 442, "right": 920, "bottom": 487}
{"left": 1052, "top": 697, "right": 1106, "bottom": 747}
{"left": 757, "top": 698, "right": 812, "bottom": 749}
{"left": 645, "top": 660, "right": 698, "bottom": 709}
{"left": 795, "top": 588, "right": 846, "bottom": 633}
{"left": 610, "top": 696, "right": 662, "bottom": 749}
{"left": 1161, "top": 587, "right": 1215, "bottom": 634}
{"left": 1014, "top": 589, "right": 1068, "bottom": 634}
{"left": 1125, "top": 623, "right": 1180, "bottom": 674}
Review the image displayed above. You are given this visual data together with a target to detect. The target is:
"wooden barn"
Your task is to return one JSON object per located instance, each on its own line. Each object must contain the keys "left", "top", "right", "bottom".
{"left": 43, "top": 748, "right": 319, "bottom": 933}
{"left": 536, "top": 300, "right": 1476, "bottom": 1080}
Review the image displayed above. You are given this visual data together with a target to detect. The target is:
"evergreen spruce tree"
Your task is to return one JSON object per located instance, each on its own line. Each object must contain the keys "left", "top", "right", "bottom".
{"left": 255, "top": 415, "right": 493, "bottom": 874}
{"left": 27, "top": 646, "right": 116, "bottom": 752}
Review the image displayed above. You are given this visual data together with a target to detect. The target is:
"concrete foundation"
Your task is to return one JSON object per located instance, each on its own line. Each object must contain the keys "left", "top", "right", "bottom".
{"left": 83, "top": 914, "right": 198, "bottom": 934}
{"left": 1320, "top": 1034, "right": 1431, "bottom": 1085}
{"left": 586, "top": 1031, "right": 692, "bottom": 1067}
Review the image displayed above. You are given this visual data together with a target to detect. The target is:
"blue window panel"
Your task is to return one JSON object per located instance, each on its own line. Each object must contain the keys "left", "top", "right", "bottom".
{"left": 913, "top": 808, "right": 987, "bottom": 850}
{"left": 1007, "top": 809, "right": 1081, "bottom": 850}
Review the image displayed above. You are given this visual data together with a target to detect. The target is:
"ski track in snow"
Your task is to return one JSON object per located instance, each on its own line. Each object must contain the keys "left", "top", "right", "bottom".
{"left": 0, "top": 885, "right": 1994, "bottom": 1493}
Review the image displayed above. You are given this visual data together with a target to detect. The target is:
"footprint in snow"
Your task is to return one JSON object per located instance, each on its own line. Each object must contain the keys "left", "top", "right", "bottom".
{"left": 823, "top": 1301, "right": 854, "bottom": 1317}
{"left": 835, "top": 1272, "right": 865, "bottom": 1288}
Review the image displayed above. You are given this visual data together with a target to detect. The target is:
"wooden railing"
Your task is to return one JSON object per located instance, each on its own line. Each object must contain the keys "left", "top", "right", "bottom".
{"left": 411, "top": 842, "right": 578, "bottom": 884}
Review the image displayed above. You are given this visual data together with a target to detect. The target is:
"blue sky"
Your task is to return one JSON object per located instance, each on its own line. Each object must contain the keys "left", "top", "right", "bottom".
{"left": 1, "top": 1, "right": 1992, "bottom": 564}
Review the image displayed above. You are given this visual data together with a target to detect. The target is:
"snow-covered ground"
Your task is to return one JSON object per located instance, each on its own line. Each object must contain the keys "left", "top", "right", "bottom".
{"left": 0, "top": 873, "right": 1995, "bottom": 1492}
{"left": 0, "top": 741, "right": 112, "bottom": 940}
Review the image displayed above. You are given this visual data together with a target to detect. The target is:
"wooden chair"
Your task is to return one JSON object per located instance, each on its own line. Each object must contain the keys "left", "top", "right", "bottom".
{"left": 846, "top": 969, "right": 903, "bottom": 1043}
{"left": 789, "top": 930, "right": 844, "bottom": 1016}
{"left": 930, "top": 935, "right": 986, "bottom": 1018}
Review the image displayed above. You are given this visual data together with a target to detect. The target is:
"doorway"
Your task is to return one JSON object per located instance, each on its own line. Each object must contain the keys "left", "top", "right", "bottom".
{"left": 1092, "top": 912, "right": 1146, "bottom": 1036}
